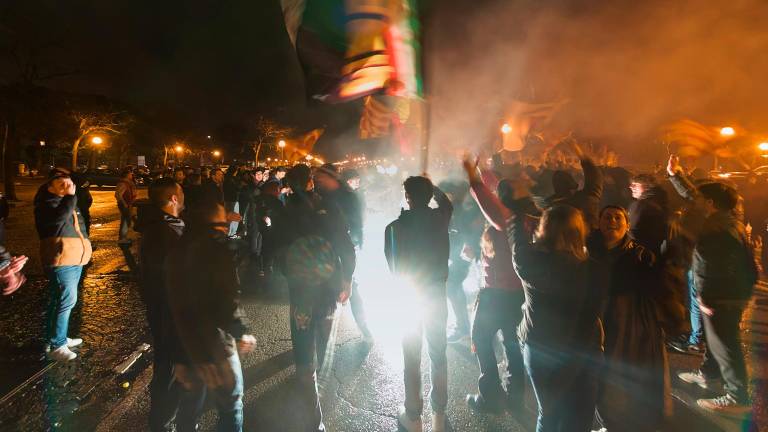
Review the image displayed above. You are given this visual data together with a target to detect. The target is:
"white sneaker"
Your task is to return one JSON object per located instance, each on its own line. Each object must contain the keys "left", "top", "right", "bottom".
{"left": 47, "top": 345, "right": 77, "bottom": 362}
{"left": 397, "top": 407, "right": 422, "bottom": 432}
{"left": 431, "top": 412, "right": 447, "bottom": 432}
{"left": 678, "top": 370, "right": 722, "bottom": 390}
{"left": 45, "top": 338, "right": 83, "bottom": 352}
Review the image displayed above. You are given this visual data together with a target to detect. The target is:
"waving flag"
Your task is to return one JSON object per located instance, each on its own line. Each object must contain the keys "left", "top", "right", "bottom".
{"left": 500, "top": 100, "right": 567, "bottom": 152}
{"left": 282, "top": 0, "right": 423, "bottom": 139}
{"left": 661, "top": 119, "right": 736, "bottom": 158}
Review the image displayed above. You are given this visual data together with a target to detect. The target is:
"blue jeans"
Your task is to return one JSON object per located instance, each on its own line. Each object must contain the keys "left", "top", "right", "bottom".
{"left": 176, "top": 353, "right": 244, "bottom": 432}
{"left": 225, "top": 202, "right": 239, "bottom": 237}
{"left": 688, "top": 270, "right": 703, "bottom": 345}
{"left": 523, "top": 343, "right": 597, "bottom": 432}
{"left": 45, "top": 266, "right": 83, "bottom": 349}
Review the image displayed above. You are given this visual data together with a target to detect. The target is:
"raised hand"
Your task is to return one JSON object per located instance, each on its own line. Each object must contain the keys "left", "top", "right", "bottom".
{"left": 461, "top": 153, "right": 481, "bottom": 183}
{"left": 667, "top": 154, "right": 682, "bottom": 176}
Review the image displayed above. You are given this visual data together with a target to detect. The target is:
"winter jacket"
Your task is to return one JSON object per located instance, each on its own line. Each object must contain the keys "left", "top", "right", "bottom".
{"left": 384, "top": 188, "right": 453, "bottom": 289}
{"left": 543, "top": 157, "right": 603, "bottom": 228}
{"left": 34, "top": 186, "right": 92, "bottom": 267}
{"left": 669, "top": 174, "right": 758, "bottom": 303}
{"left": 115, "top": 178, "right": 137, "bottom": 209}
{"left": 223, "top": 175, "right": 241, "bottom": 203}
{"left": 165, "top": 227, "right": 247, "bottom": 365}
{"left": 135, "top": 206, "right": 184, "bottom": 308}
{"left": 506, "top": 205, "right": 600, "bottom": 347}
{"left": 322, "top": 186, "right": 364, "bottom": 249}
{"left": 200, "top": 180, "right": 225, "bottom": 205}
{"left": 629, "top": 186, "right": 670, "bottom": 254}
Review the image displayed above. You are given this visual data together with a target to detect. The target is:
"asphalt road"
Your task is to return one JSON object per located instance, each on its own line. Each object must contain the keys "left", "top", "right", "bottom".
{"left": 0, "top": 177, "right": 765, "bottom": 431}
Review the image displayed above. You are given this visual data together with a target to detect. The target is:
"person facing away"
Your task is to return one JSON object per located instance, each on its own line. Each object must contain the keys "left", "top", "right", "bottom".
{"left": 543, "top": 142, "right": 604, "bottom": 229}
{"left": 71, "top": 173, "right": 94, "bottom": 236}
{"left": 34, "top": 170, "right": 92, "bottom": 361}
{"left": 384, "top": 176, "right": 453, "bottom": 432}
{"left": 135, "top": 178, "right": 186, "bottom": 432}
{"left": 115, "top": 168, "right": 137, "bottom": 244}
{"left": 668, "top": 155, "right": 757, "bottom": 415}
{"left": 165, "top": 201, "right": 256, "bottom": 432}
{"left": 507, "top": 197, "right": 601, "bottom": 432}
{"left": 628, "top": 173, "right": 670, "bottom": 254}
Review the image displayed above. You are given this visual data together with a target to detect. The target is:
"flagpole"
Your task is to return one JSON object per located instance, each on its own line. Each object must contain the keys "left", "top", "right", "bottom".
{"left": 417, "top": 0, "right": 430, "bottom": 175}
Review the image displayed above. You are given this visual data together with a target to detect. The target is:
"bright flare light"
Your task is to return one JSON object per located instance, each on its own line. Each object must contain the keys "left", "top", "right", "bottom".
{"left": 501, "top": 123, "right": 512, "bottom": 134}
{"left": 91, "top": 136, "right": 103, "bottom": 145}
{"left": 720, "top": 126, "right": 735, "bottom": 137}
{"left": 212, "top": 150, "right": 221, "bottom": 157}
{"left": 759, "top": 142, "right": 768, "bottom": 152}
{"left": 175, "top": 145, "right": 183, "bottom": 153}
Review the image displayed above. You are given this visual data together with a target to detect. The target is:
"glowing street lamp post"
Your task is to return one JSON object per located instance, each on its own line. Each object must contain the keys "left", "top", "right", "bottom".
{"left": 278, "top": 140, "right": 287, "bottom": 161}
{"left": 213, "top": 150, "right": 222, "bottom": 165}
{"left": 90, "top": 136, "right": 103, "bottom": 169}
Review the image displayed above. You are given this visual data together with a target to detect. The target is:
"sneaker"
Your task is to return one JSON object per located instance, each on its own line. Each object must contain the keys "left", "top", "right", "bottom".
{"left": 66, "top": 337, "right": 83, "bottom": 348}
{"left": 431, "top": 412, "right": 447, "bottom": 432}
{"left": 697, "top": 394, "right": 751, "bottom": 415}
{"left": 446, "top": 330, "right": 469, "bottom": 344}
{"left": 668, "top": 341, "right": 704, "bottom": 355}
{"left": 466, "top": 393, "right": 502, "bottom": 414}
{"left": 397, "top": 407, "right": 422, "bottom": 432}
{"left": 678, "top": 370, "right": 722, "bottom": 390}
{"left": 47, "top": 345, "right": 77, "bottom": 362}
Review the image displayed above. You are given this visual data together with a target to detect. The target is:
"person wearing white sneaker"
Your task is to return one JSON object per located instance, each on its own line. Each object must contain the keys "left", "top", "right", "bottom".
{"left": 397, "top": 407, "right": 422, "bottom": 432}
{"left": 35, "top": 172, "right": 92, "bottom": 363}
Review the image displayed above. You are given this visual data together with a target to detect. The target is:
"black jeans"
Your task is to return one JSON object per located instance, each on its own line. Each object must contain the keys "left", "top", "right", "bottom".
{"left": 349, "top": 278, "right": 370, "bottom": 333}
{"left": 700, "top": 302, "right": 748, "bottom": 402}
{"left": 472, "top": 289, "right": 525, "bottom": 404}
{"left": 146, "top": 303, "right": 181, "bottom": 432}
{"left": 523, "top": 343, "right": 598, "bottom": 432}
{"left": 447, "top": 259, "right": 471, "bottom": 333}
{"left": 290, "top": 297, "right": 334, "bottom": 432}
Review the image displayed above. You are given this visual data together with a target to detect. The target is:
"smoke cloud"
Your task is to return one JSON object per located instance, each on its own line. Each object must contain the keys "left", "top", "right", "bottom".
{"left": 425, "top": 0, "right": 768, "bottom": 163}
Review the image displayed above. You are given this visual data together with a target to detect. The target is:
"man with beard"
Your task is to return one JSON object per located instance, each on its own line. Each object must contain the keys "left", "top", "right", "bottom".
{"left": 136, "top": 178, "right": 186, "bottom": 431}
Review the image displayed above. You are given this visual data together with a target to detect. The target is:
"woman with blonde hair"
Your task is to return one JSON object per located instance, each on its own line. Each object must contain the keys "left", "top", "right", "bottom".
{"left": 508, "top": 201, "right": 601, "bottom": 432}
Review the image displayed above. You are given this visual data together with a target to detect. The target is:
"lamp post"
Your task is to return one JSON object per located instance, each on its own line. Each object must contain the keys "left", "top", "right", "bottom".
{"left": 213, "top": 150, "right": 222, "bottom": 165}
{"left": 174, "top": 145, "right": 184, "bottom": 166}
{"left": 278, "top": 139, "right": 287, "bottom": 161}
{"left": 90, "top": 136, "right": 103, "bottom": 169}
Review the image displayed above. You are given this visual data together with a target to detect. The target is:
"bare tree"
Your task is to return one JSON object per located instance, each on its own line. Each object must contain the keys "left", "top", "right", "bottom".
{"left": 251, "top": 116, "right": 291, "bottom": 163}
{"left": 70, "top": 111, "right": 131, "bottom": 170}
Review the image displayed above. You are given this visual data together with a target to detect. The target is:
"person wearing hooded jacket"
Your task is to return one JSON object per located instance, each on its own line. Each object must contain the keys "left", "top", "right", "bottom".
{"left": 628, "top": 173, "right": 670, "bottom": 254}
{"left": 35, "top": 171, "right": 92, "bottom": 361}
{"left": 385, "top": 176, "right": 453, "bottom": 432}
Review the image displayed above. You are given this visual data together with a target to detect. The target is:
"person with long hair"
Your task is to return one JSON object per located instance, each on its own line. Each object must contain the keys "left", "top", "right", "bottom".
{"left": 462, "top": 156, "right": 601, "bottom": 431}
{"left": 589, "top": 206, "right": 672, "bottom": 431}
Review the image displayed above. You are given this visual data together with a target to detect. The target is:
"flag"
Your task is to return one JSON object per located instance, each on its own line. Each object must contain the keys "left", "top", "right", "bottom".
{"left": 500, "top": 100, "right": 567, "bottom": 152}
{"left": 287, "top": 128, "right": 325, "bottom": 162}
{"left": 283, "top": 0, "right": 423, "bottom": 139}
{"left": 661, "top": 119, "right": 735, "bottom": 158}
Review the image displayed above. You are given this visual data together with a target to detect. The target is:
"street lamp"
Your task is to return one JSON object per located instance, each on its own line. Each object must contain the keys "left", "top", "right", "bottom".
{"left": 501, "top": 123, "right": 512, "bottom": 134}
{"left": 212, "top": 150, "right": 221, "bottom": 157}
{"left": 759, "top": 142, "right": 768, "bottom": 152}
{"left": 91, "top": 136, "right": 103, "bottom": 145}
{"left": 278, "top": 139, "right": 287, "bottom": 161}
{"left": 207, "top": 135, "right": 212, "bottom": 139}
{"left": 175, "top": 145, "right": 183, "bottom": 153}
{"left": 39, "top": 140, "right": 45, "bottom": 147}
{"left": 720, "top": 126, "right": 735, "bottom": 137}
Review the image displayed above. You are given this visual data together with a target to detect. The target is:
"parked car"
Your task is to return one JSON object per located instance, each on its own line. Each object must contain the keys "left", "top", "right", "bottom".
{"left": 82, "top": 168, "right": 120, "bottom": 187}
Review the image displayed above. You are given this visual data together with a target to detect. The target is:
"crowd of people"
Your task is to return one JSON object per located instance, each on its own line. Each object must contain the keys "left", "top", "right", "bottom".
{"left": 10, "top": 142, "right": 765, "bottom": 431}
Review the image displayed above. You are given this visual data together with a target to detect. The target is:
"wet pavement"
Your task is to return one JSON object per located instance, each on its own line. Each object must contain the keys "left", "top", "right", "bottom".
{"left": 0, "top": 177, "right": 765, "bottom": 431}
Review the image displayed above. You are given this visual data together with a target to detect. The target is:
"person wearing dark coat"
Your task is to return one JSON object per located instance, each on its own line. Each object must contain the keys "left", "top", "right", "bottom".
{"left": 72, "top": 174, "right": 94, "bottom": 236}
{"left": 385, "top": 176, "right": 453, "bottom": 432}
{"left": 668, "top": 155, "right": 757, "bottom": 415}
{"left": 135, "top": 178, "right": 186, "bottom": 432}
{"left": 275, "top": 164, "right": 356, "bottom": 432}
{"left": 543, "top": 145, "right": 603, "bottom": 229}
{"left": 165, "top": 203, "right": 255, "bottom": 432}
{"left": 628, "top": 174, "right": 670, "bottom": 254}
{"left": 589, "top": 206, "right": 671, "bottom": 432}
{"left": 315, "top": 164, "right": 373, "bottom": 341}
{"left": 502, "top": 165, "right": 601, "bottom": 432}
{"left": 200, "top": 168, "right": 225, "bottom": 205}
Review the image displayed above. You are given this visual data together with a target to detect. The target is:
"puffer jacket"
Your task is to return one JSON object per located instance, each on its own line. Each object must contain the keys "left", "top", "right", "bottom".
{"left": 34, "top": 186, "right": 92, "bottom": 267}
